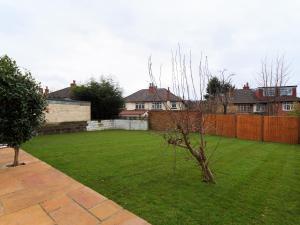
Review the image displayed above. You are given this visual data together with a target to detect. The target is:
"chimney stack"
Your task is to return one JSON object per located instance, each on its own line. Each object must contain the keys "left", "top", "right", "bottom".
{"left": 70, "top": 80, "right": 76, "bottom": 88}
{"left": 149, "top": 83, "right": 156, "bottom": 93}
{"left": 167, "top": 87, "right": 170, "bottom": 101}
{"left": 44, "top": 86, "right": 49, "bottom": 96}
{"left": 243, "top": 82, "right": 250, "bottom": 90}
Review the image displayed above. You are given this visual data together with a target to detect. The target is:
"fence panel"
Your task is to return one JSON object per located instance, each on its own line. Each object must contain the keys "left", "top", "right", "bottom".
{"left": 263, "top": 116, "right": 299, "bottom": 144}
{"left": 204, "top": 114, "right": 216, "bottom": 135}
{"left": 148, "top": 111, "right": 299, "bottom": 144}
{"left": 216, "top": 114, "right": 236, "bottom": 137}
{"left": 237, "top": 115, "right": 263, "bottom": 141}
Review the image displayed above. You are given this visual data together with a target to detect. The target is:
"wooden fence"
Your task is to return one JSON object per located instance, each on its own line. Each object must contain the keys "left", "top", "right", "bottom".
{"left": 148, "top": 111, "right": 300, "bottom": 144}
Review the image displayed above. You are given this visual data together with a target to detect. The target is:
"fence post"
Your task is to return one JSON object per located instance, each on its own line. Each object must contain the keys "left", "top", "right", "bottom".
{"left": 235, "top": 114, "right": 237, "bottom": 138}
{"left": 298, "top": 117, "right": 300, "bottom": 144}
{"left": 261, "top": 115, "right": 264, "bottom": 142}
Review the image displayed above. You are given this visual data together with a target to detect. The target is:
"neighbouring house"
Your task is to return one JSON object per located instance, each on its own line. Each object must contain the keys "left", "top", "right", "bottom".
{"left": 47, "top": 80, "right": 76, "bottom": 100}
{"left": 38, "top": 81, "right": 91, "bottom": 134}
{"left": 45, "top": 80, "right": 91, "bottom": 123}
{"left": 224, "top": 83, "right": 300, "bottom": 115}
{"left": 120, "top": 83, "right": 184, "bottom": 119}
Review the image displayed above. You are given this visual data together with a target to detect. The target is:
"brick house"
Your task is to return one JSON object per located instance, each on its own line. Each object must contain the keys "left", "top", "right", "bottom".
{"left": 226, "top": 83, "right": 300, "bottom": 115}
{"left": 120, "top": 83, "right": 184, "bottom": 119}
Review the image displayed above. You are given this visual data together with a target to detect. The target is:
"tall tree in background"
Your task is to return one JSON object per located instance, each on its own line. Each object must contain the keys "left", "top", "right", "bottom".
{"left": 0, "top": 55, "right": 47, "bottom": 166}
{"left": 72, "top": 78, "right": 124, "bottom": 120}
{"left": 205, "top": 71, "right": 235, "bottom": 114}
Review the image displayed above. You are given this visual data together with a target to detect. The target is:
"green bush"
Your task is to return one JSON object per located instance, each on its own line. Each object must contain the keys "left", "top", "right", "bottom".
{"left": 0, "top": 55, "right": 47, "bottom": 166}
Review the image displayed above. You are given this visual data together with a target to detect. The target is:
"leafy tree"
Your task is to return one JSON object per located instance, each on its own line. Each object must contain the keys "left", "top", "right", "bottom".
{"left": 205, "top": 76, "right": 221, "bottom": 99}
{"left": 72, "top": 78, "right": 124, "bottom": 120}
{"left": 0, "top": 55, "right": 47, "bottom": 166}
{"left": 205, "top": 72, "right": 235, "bottom": 114}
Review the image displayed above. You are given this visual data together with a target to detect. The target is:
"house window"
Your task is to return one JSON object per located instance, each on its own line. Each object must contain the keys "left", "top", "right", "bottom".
{"left": 282, "top": 102, "right": 294, "bottom": 111}
{"left": 255, "top": 104, "right": 265, "bottom": 112}
{"left": 280, "top": 87, "right": 292, "bottom": 96}
{"left": 171, "top": 102, "right": 177, "bottom": 109}
{"left": 238, "top": 104, "right": 252, "bottom": 113}
{"left": 152, "top": 102, "right": 162, "bottom": 110}
{"left": 135, "top": 103, "right": 145, "bottom": 109}
{"left": 263, "top": 88, "right": 275, "bottom": 97}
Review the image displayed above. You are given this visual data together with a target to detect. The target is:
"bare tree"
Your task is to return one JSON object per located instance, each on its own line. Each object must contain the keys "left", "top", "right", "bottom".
{"left": 257, "top": 55, "right": 290, "bottom": 115}
{"left": 148, "top": 47, "right": 216, "bottom": 183}
{"left": 217, "top": 70, "right": 235, "bottom": 114}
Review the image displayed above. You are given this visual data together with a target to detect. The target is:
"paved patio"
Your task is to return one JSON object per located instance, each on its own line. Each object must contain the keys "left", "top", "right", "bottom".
{"left": 0, "top": 148, "right": 150, "bottom": 225}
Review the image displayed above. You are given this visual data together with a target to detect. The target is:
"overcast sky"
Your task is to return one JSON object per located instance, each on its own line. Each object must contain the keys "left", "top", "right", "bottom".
{"left": 1, "top": 0, "right": 299, "bottom": 96}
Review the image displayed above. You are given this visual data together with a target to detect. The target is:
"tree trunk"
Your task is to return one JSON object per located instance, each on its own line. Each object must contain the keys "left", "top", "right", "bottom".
{"left": 13, "top": 147, "right": 20, "bottom": 167}
{"left": 197, "top": 150, "right": 215, "bottom": 183}
{"left": 223, "top": 104, "right": 227, "bottom": 114}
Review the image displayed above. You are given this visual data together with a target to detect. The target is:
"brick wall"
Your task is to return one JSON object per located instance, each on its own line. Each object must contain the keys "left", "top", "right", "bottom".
{"left": 39, "top": 121, "right": 87, "bottom": 135}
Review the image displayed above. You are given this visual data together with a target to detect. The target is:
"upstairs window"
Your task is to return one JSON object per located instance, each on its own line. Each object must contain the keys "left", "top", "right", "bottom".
{"left": 282, "top": 102, "right": 294, "bottom": 111}
{"left": 152, "top": 102, "right": 162, "bottom": 110}
{"left": 280, "top": 87, "right": 292, "bottom": 96}
{"left": 263, "top": 88, "right": 275, "bottom": 97}
{"left": 171, "top": 102, "right": 177, "bottom": 109}
{"left": 135, "top": 103, "right": 145, "bottom": 110}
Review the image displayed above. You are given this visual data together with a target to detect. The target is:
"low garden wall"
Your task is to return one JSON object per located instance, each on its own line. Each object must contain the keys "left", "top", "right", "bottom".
{"left": 87, "top": 119, "right": 148, "bottom": 131}
{"left": 148, "top": 111, "right": 300, "bottom": 144}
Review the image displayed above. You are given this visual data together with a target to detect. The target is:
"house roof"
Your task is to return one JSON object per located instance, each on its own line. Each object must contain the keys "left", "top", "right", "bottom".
{"left": 256, "top": 96, "right": 300, "bottom": 103}
{"left": 47, "top": 87, "right": 72, "bottom": 100}
{"left": 124, "top": 88, "right": 181, "bottom": 102}
{"left": 232, "top": 87, "right": 300, "bottom": 104}
{"left": 232, "top": 89, "right": 257, "bottom": 104}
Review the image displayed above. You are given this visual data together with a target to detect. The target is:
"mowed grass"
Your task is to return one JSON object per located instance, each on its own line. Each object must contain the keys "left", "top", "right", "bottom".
{"left": 22, "top": 130, "right": 300, "bottom": 225}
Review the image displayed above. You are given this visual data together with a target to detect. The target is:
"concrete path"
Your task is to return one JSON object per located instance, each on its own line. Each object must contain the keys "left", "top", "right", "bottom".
{"left": 0, "top": 148, "right": 150, "bottom": 225}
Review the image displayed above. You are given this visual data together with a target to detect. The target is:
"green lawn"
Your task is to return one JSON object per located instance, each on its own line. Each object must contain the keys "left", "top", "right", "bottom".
{"left": 22, "top": 130, "right": 300, "bottom": 225}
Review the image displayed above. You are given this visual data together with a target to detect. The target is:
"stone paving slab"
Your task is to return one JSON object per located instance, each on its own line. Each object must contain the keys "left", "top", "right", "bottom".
{"left": 0, "top": 148, "right": 150, "bottom": 225}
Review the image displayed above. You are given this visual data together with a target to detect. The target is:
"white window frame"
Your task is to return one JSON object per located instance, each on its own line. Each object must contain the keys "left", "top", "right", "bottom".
{"left": 280, "top": 87, "right": 292, "bottom": 96}
{"left": 171, "top": 101, "right": 177, "bottom": 109}
{"left": 152, "top": 102, "right": 162, "bottom": 110}
{"left": 263, "top": 88, "right": 275, "bottom": 97}
{"left": 135, "top": 103, "right": 145, "bottom": 110}
{"left": 254, "top": 104, "right": 265, "bottom": 112}
{"left": 238, "top": 104, "right": 252, "bottom": 113}
{"left": 282, "top": 102, "right": 294, "bottom": 111}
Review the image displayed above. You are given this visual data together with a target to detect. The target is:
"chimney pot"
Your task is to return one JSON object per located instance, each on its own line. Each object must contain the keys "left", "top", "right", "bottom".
{"left": 243, "top": 82, "right": 250, "bottom": 90}
{"left": 71, "top": 80, "right": 76, "bottom": 87}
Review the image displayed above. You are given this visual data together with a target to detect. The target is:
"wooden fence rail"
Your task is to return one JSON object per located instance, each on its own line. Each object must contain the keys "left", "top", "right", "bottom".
{"left": 148, "top": 111, "right": 300, "bottom": 144}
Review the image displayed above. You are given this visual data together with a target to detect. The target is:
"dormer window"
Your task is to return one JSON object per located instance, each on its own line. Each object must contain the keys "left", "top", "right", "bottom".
{"left": 263, "top": 87, "right": 275, "bottom": 97}
{"left": 280, "top": 87, "right": 292, "bottom": 96}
